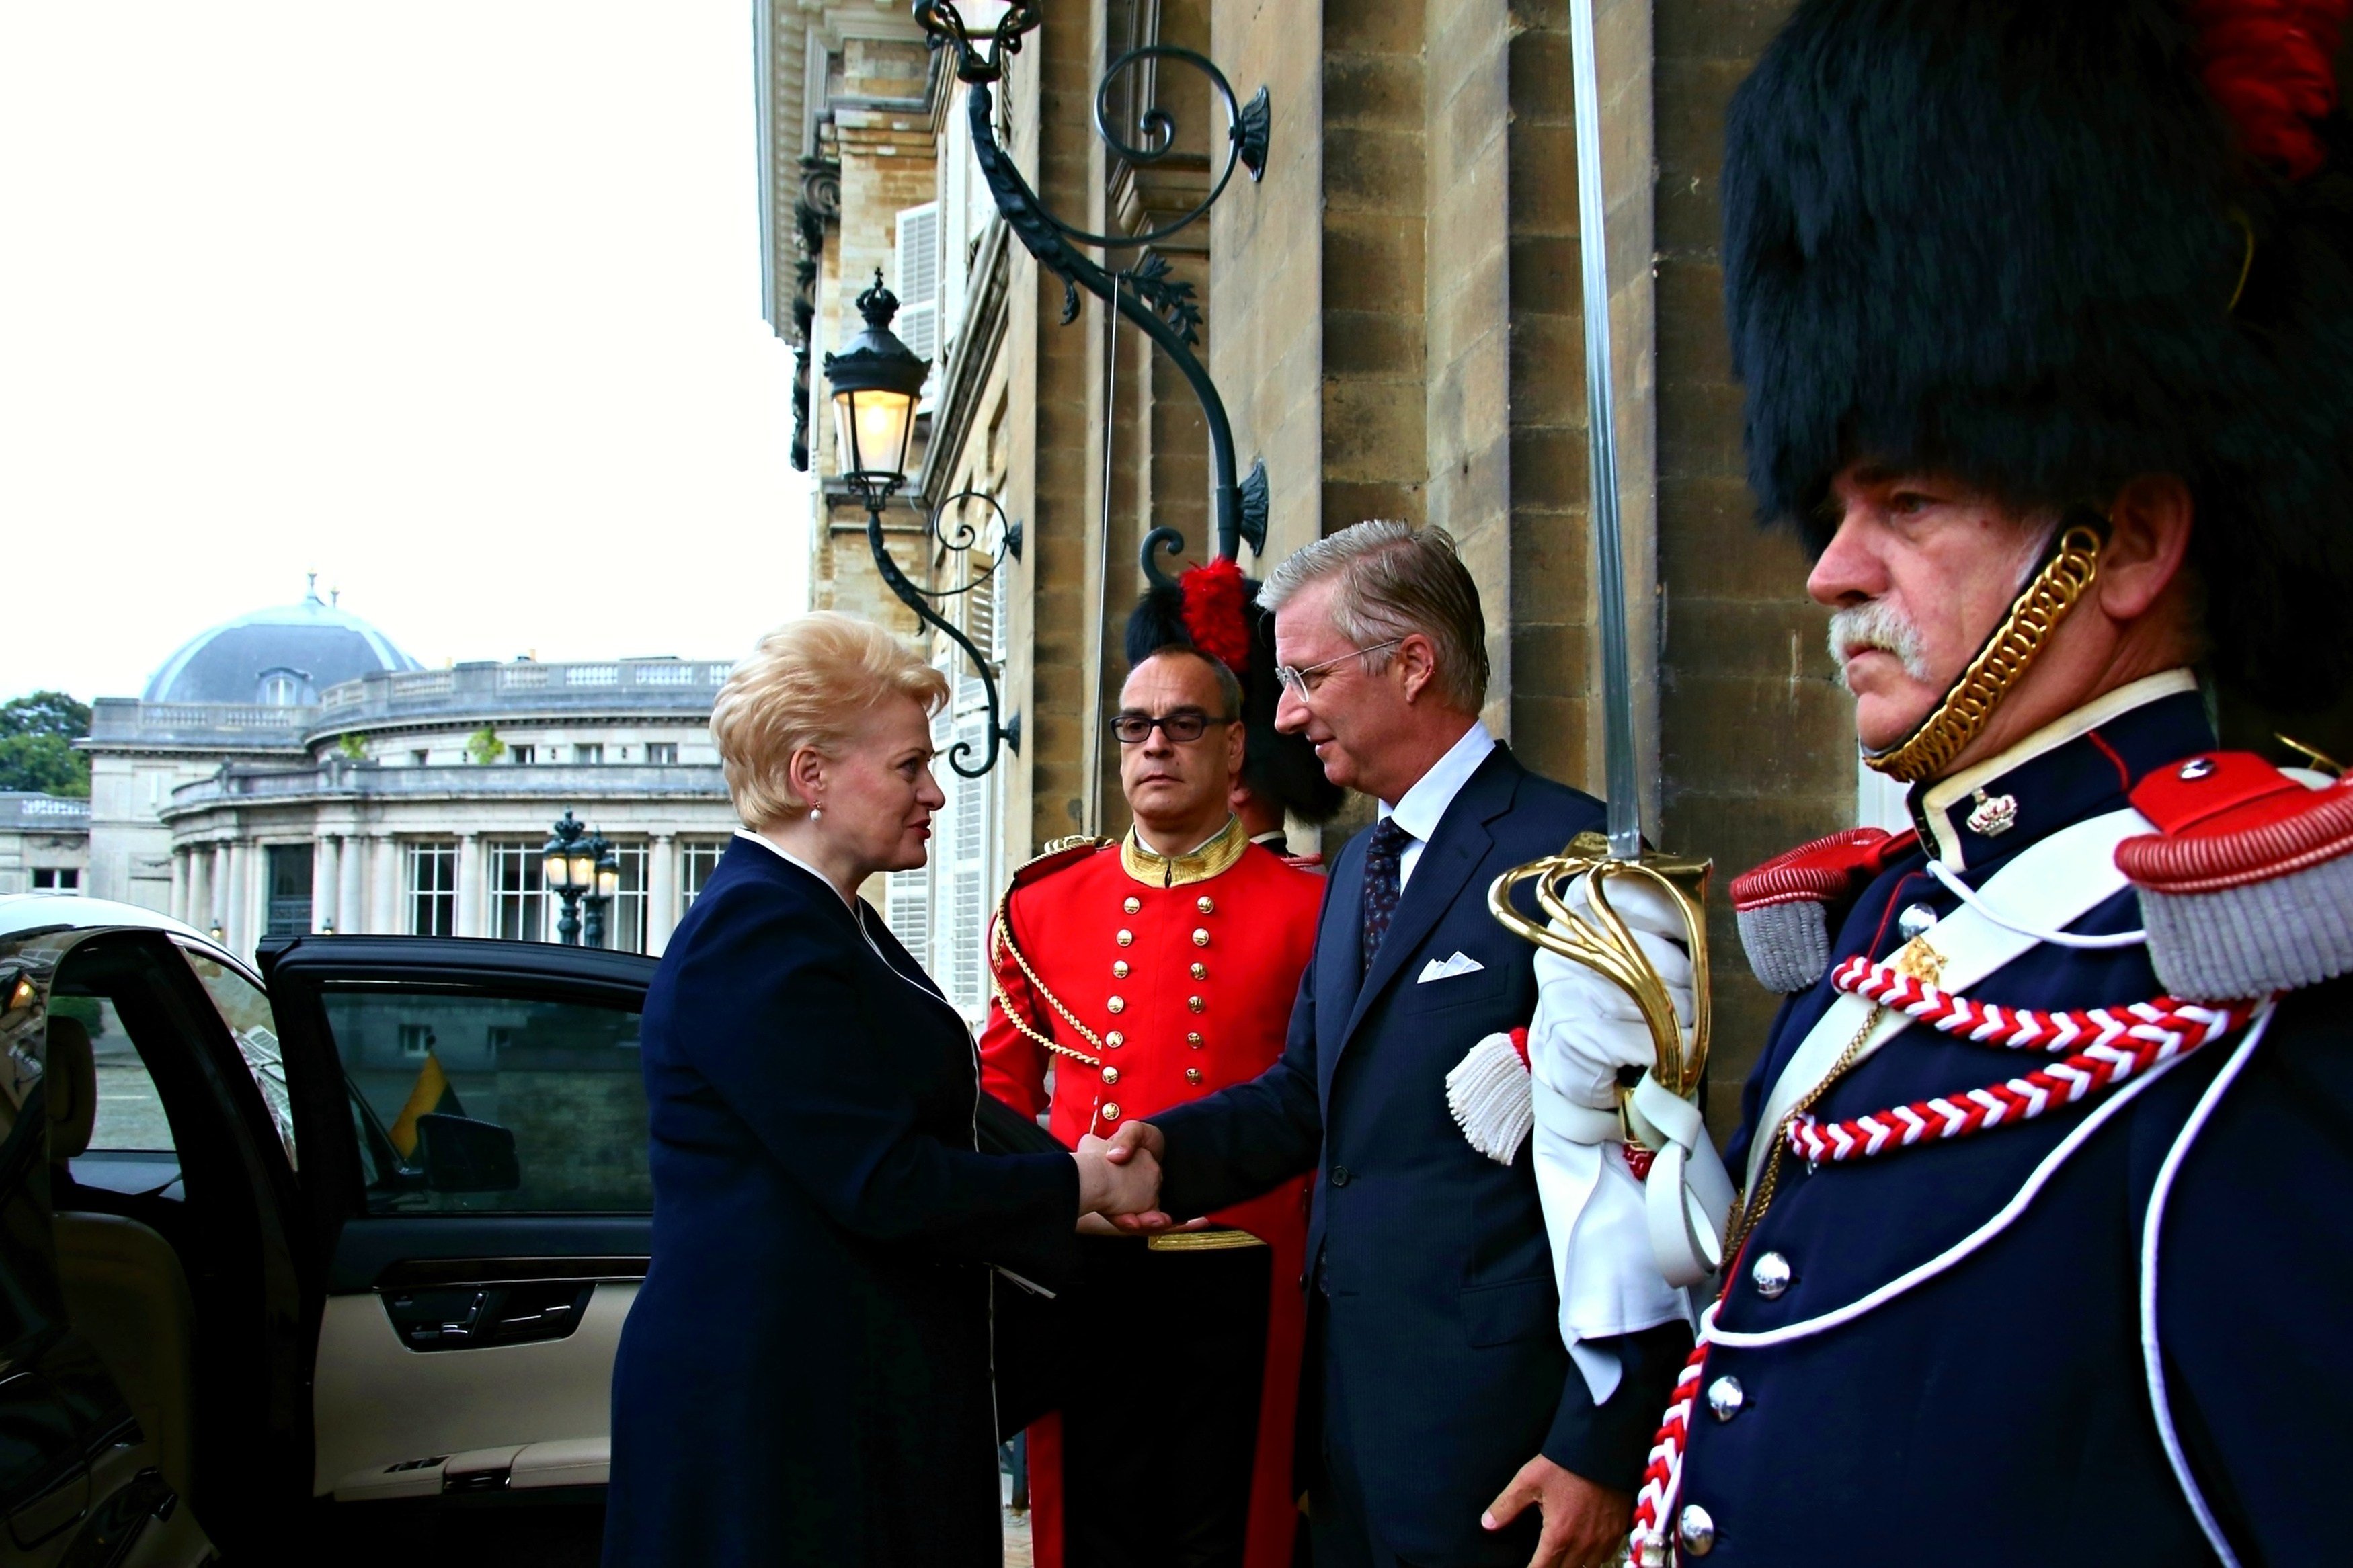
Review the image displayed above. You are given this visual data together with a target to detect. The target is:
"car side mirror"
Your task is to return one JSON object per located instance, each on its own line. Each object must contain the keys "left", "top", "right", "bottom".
{"left": 413, "top": 1113, "right": 520, "bottom": 1193}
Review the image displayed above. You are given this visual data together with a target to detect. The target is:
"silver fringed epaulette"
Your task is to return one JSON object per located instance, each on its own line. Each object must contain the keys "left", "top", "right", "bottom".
{"left": 2118, "top": 752, "right": 2353, "bottom": 1001}
{"left": 1730, "top": 828, "right": 1914, "bottom": 992}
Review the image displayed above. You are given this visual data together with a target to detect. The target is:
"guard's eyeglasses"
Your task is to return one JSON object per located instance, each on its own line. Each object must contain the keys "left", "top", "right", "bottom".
{"left": 1274, "top": 640, "right": 1404, "bottom": 699}
{"left": 1110, "top": 710, "right": 1233, "bottom": 745}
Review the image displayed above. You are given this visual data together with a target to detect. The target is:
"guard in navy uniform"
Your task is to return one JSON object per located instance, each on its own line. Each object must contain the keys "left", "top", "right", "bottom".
{"left": 1606, "top": 3, "right": 2353, "bottom": 1563}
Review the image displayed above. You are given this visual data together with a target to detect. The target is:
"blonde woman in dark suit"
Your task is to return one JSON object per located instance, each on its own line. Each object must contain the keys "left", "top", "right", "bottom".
{"left": 604, "top": 613, "right": 1159, "bottom": 1567}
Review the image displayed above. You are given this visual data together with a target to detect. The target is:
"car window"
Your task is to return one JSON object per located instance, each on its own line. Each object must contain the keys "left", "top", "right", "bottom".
{"left": 178, "top": 949, "right": 297, "bottom": 1169}
{"left": 321, "top": 986, "right": 649, "bottom": 1214}
{"left": 51, "top": 995, "right": 174, "bottom": 1153}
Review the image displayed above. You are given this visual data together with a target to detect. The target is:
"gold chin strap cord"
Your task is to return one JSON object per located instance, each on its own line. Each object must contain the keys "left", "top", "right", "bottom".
{"left": 1863, "top": 522, "right": 2104, "bottom": 784}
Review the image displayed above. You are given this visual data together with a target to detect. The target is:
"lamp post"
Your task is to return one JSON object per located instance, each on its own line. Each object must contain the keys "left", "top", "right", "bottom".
{"left": 543, "top": 811, "right": 595, "bottom": 946}
{"left": 580, "top": 829, "right": 621, "bottom": 950}
{"left": 824, "top": 272, "right": 1021, "bottom": 778}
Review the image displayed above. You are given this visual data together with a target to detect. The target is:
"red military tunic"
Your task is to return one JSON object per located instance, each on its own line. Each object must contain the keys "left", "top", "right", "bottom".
{"left": 981, "top": 817, "right": 1322, "bottom": 1568}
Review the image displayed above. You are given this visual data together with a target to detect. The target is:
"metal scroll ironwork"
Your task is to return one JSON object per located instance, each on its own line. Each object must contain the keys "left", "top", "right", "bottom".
{"left": 915, "top": 3, "right": 1270, "bottom": 571}
{"left": 870, "top": 487, "right": 1025, "bottom": 780}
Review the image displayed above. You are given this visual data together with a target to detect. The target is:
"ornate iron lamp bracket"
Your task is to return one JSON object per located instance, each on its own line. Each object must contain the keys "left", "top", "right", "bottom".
{"left": 914, "top": 3, "right": 1270, "bottom": 573}
{"left": 867, "top": 486, "right": 1023, "bottom": 780}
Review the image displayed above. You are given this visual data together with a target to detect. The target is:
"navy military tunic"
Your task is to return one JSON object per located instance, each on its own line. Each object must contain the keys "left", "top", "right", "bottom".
{"left": 1679, "top": 686, "right": 2353, "bottom": 1565}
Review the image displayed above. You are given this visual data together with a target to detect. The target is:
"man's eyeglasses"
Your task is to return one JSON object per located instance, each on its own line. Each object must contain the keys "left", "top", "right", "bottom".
{"left": 1274, "top": 639, "right": 1404, "bottom": 699}
{"left": 1109, "top": 709, "right": 1234, "bottom": 745}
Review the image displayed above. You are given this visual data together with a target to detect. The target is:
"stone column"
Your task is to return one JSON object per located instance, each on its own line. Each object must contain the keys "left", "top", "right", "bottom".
{"left": 457, "top": 833, "right": 485, "bottom": 938}
{"left": 209, "top": 842, "right": 230, "bottom": 936}
{"left": 315, "top": 837, "right": 340, "bottom": 932}
{"left": 225, "top": 840, "right": 251, "bottom": 955}
{"left": 370, "top": 832, "right": 400, "bottom": 934}
{"left": 647, "top": 833, "right": 678, "bottom": 956}
{"left": 336, "top": 835, "right": 363, "bottom": 935}
{"left": 169, "top": 851, "right": 188, "bottom": 924}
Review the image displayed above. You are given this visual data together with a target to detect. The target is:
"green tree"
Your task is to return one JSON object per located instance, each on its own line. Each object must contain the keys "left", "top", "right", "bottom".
{"left": 337, "top": 732, "right": 369, "bottom": 762}
{"left": 465, "top": 725, "right": 506, "bottom": 765}
{"left": 0, "top": 692, "right": 91, "bottom": 740}
{"left": 0, "top": 690, "right": 91, "bottom": 796}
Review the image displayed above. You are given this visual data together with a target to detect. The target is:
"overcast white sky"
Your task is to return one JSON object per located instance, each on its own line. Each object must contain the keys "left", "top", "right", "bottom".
{"left": 1, "top": 2, "right": 811, "bottom": 704}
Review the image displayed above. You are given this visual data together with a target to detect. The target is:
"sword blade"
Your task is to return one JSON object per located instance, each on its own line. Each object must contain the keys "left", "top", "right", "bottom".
{"left": 1568, "top": 0, "right": 1642, "bottom": 860}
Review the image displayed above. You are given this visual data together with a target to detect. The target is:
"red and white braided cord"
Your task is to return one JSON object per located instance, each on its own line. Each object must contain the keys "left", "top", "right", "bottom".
{"left": 1626, "top": 1337, "right": 1710, "bottom": 1565}
{"left": 1783, "top": 958, "right": 2260, "bottom": 1165}
{"left": 1624, "top": 966, "right": 2263, "bottom": 1562}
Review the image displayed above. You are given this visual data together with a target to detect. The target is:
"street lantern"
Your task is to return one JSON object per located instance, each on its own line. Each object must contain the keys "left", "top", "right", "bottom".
{"left": 823, "top": 271, "right": 930, "bottom": 502}
{"left": 816, "top": 270, "right": 1019, "bottom": 778}
{"left": 543, "top": 810, "right": 593, "bottom": 946}
{"left": 581, "top": 829, "right": 621, "bottom": 950}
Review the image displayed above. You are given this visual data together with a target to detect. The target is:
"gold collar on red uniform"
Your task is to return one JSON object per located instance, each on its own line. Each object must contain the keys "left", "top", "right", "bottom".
{"left": 1120, "top": 815, "right": 1250, "bottom": 888}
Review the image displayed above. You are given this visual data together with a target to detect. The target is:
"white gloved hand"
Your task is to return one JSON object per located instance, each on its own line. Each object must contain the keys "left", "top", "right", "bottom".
{"left": 1525, "top": 871, "right": 1696, "bottom": 1113}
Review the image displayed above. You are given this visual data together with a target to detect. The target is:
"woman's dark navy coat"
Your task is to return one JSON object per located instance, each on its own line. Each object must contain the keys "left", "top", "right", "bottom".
{"left": 604, "top": 837, "right": 1081, "bottom": 1566}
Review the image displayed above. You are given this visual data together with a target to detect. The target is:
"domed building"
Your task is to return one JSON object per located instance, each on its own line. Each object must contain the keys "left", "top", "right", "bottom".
{"left": 81, "top": 584, "right": 740, "bottom": 958}
{"left": 141, "top": 587, "right": 423, "bottom": 708}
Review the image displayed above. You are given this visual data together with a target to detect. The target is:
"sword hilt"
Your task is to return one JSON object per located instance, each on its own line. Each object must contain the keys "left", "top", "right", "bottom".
{"left": 1488, "top": 831, "right": 1714, "bottom": 1102}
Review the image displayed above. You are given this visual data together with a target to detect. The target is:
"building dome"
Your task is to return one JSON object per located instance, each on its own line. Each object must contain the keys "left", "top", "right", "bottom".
{"left": 141, "top": 585, "right": 421, "bottom": 706}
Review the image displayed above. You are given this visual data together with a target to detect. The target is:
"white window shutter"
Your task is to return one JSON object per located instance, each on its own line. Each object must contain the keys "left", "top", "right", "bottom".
{"left": 887, "top": 868, "right": 932, "bottom": 971}
{"left": 895, "top": 202, "right": 941, "bottom": 364}
{"left": 948, "top": 713, "right": 989, "bottom": 1014}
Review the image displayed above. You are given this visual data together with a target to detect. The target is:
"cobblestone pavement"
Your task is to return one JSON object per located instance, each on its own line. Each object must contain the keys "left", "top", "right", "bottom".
{"left": 1003, "top": 1507, "right": 1033, "bottom": 1566}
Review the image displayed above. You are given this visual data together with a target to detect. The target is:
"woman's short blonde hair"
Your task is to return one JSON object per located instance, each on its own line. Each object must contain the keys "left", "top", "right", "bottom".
{"left": 710, "top": 613, "right": 950, "bottom": 829}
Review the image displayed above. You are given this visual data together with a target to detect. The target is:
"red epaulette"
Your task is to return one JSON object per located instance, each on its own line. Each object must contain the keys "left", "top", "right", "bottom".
{"left": 2118, "top": 751, "right": 2353, "bottom": 999}
{"left": 1730, "top": 827, "right": 1920, "bottom": 992}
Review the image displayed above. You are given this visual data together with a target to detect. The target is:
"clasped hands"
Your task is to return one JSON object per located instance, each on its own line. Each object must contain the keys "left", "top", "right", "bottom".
{"left": 1070, "top": 1124, "right": 1176, "bottom": 1234}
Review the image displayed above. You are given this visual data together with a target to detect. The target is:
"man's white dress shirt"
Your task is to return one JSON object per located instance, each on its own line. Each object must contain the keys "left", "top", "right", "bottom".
{"left": 1378, "top": 720, "right": 1497, "bottom": 890}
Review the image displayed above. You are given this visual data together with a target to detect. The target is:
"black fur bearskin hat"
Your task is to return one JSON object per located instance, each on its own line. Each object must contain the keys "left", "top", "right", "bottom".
{"left": 1724, "top": 0, "right": 2353, "bottom": 710}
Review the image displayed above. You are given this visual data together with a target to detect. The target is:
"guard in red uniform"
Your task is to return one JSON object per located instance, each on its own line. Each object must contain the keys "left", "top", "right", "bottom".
{"left": 983, "top": 559, "right": 1337, "bottom": 1568}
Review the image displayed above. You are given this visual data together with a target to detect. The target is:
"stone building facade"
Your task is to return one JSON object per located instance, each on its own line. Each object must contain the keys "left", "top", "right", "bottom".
{"left": 759, "top": 0, "right": 1870, "bottom": 1106}
{"left": 79, "top": 591, "right": 738, "bottom": 962}
{"left": 0, "top": 793, "right": 90, "bottom": 895}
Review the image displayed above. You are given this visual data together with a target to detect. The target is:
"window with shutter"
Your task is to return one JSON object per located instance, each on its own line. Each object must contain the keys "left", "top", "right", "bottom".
{"left": 894, "top": 202, "right": 941, "bottom": 366}
{"left": 886, "top": 867, "right": 932, "bottom": 971}
{"left": 945, "top": 712, "right": 990, "bottom": 1018}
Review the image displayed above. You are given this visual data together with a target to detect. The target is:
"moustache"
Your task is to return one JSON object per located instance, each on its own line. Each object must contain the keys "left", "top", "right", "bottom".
{"left": 1827, "top": 600, "right": 1929, "bottom": 682}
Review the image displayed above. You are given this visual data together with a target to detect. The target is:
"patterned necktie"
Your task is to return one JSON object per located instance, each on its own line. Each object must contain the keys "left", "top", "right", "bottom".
{"left": 1360, "top": 817, "right": 1414, "bottom": 975}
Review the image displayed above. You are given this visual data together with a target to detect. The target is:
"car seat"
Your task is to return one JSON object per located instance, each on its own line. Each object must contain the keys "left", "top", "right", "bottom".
{"left": 46, "top": 1015, "right": 201, "bottom": 1512}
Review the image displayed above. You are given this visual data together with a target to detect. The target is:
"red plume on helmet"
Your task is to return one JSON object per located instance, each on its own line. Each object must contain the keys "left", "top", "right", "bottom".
{"left": 2186, "top": 0, "right": 2350, "bottom": 179}
{"left": 1176, "top": 556, "right": 1252, "bottom": 673}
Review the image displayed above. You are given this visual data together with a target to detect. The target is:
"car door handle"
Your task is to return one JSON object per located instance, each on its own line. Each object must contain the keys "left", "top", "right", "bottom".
{"left": 381, "top": 1282, "right": 596, "bottom": 1352}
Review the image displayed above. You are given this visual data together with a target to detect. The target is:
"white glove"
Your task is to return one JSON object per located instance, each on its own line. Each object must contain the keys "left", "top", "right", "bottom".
{"left": 1525, "top": 871, "right": 1695, "bottom": 1113}
{"left": 1526, "top": 872, "right": 1712, "bottom": 1393}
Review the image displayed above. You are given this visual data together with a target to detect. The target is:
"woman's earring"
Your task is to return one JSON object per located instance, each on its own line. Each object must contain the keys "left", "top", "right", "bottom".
{"left": 810, "top": 807, "right": 823, "bottom": 822}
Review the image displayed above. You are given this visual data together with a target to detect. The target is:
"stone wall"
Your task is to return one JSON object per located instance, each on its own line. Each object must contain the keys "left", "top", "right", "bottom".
{"left": 1210, "top": 0, "right": 1325, "bottom": 575}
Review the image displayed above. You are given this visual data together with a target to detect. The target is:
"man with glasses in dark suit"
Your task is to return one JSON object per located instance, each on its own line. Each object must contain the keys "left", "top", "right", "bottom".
{"left": 1106, "top": 521, "right": 1689, "bottom": 1568}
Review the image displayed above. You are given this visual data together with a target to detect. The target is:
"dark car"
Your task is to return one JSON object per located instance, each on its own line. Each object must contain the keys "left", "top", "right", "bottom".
{"left": 0, "top": 894, "right": 659, "bottom": 1565}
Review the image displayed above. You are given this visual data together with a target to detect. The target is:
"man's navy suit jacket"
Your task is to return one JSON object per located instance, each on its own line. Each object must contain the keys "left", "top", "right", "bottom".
{"left": 1153, "top": 743, "right": 1686, "bottom": 1565}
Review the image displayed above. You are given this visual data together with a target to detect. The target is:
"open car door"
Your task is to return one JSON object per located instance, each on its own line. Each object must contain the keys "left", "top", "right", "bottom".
{"left": 259, "top": 934, "right": 656, "bottom": 1564}
{"left": 0, "top": 935, "right": 227, "bottom": 1568}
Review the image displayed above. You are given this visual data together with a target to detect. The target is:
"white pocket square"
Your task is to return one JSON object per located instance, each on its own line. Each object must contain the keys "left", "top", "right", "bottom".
{"left": 1417, "top": 951, "right": 1486, "bottom": 983}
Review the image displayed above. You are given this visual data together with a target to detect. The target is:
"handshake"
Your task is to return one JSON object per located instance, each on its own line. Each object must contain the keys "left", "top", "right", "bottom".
{"left": 1071, "top": 1124, "right": 1176, "bottom": 1233}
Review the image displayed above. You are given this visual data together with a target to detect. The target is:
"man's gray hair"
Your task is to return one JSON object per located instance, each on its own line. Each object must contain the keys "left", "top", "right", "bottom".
{"left": 1259, "top": 520, "right": 1490, "bottom": 712}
